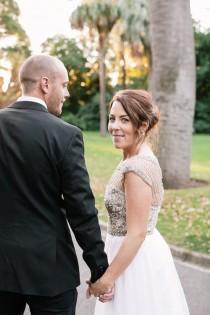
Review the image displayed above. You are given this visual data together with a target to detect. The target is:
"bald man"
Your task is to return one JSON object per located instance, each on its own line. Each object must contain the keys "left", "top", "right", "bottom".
{"left": 0, "top": 55, "right": 108, "bottom": 315}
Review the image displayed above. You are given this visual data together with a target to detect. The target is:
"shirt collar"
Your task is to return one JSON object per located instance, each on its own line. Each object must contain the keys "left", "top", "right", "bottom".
{"left": 17, "top": 96, "right": 47, "bottom": 109}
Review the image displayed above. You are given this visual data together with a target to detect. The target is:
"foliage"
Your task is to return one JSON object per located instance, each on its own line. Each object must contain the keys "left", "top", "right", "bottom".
{"left": 116, "top": 0, "right": 149, "bottom": 62}
{"left": 194, "top": 28, "right": 210, "bottom": 133}
{"left": 83, "top": 132, "right": 210, "bottom": 253}
{"left": 114, "top": 72, "right": 148, "bottom": 91}
{"left": 77, "top": 91, "right": 113, "bottom": 130}
{"left": 0, "top": 0, "right": 25, "bottom": 38}
{"left": 62, "top": 112, "right": 85, "bottom": 130}
{"left": 62, "top": 91, "right": 113, "bottom": 131}
{"left": 42, "top": 35, "right": 104, "bottom": 123}
{"left": 73, "top": 0, "right": 150, "bottom": 110}
{"left": 194, "top": 101, "right": 210, "bottom": 133}
{"left": 71, "top": 2, "right": 121, "bottom": 37}
{"left": 42, "top": 35, "right": 94, "bottom": 114}
{"left": 0, "top": 0, "right": 31, "bottom": 107}
{"left": 117, "top": 0, "right": 148, "bottom": 43}
{"left": 92, "top": 0, "right": 150, "bottom": 89}
{"left": 42, "top": 34, "right": 116, "bottom": 131}
{"left": 70, "top": 1, "right": 121, "bottom": 135}
{"left": 77, "top": 94, "right": 100, "bottom": 131}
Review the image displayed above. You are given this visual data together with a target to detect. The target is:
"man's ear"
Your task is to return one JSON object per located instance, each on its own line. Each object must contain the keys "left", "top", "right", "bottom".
{"left": 40, "top": 76, "right": 49, "bottom": 94}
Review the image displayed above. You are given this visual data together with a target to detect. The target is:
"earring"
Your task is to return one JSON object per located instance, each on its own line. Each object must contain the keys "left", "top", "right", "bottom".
{"left": 140, "top": 129, "right": 145, "bottom": 137}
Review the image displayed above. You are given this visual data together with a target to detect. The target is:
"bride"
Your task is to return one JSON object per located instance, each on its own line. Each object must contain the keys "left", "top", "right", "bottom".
{"left": 88, "top": 89, "right": 190, "bottom": 315}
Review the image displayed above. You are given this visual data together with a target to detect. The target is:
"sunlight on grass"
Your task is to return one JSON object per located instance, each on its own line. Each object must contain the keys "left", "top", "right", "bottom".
{"left": 191, "top": 134, "right": 210, "bottom": 181}
{"left": 191, "top": 163, "right": 210, "bottom": 181}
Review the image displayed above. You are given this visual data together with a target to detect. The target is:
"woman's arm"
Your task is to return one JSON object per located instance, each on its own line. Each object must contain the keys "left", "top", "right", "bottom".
{"left": 90, "top": 171, "right": 152, "bottom": 295}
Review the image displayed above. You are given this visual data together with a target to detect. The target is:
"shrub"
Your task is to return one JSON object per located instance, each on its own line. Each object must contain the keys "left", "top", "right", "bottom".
{"left": 194, "top": 100, "right": 210, "bottom": 133}
{"left": 62, "top": 113, "right": 85, "bottom": 130}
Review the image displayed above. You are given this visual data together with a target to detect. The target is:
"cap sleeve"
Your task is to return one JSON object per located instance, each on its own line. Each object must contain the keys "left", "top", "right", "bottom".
{"left": 122, "top": 156, "right": 155, "bottom": 187}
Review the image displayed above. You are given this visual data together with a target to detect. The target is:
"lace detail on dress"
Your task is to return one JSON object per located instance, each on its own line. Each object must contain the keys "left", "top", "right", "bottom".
{"left": 105, "top": 154, "right": 164, "bottom": 236}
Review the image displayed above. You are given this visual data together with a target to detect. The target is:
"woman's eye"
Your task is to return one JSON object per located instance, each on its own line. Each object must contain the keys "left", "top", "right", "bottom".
{"left": 109, "top": 117, "right": 115, "bottom": 122}
{"left": 121, "top": 118, "right": 129, "bottom": 123}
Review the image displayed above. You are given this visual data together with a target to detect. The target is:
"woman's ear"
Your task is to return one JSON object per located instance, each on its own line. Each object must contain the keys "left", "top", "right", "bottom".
{"left": 141, "top": 122, "right": 149, "bottom": 133}
{"left": 136, "top": 126, "right": 146, "bottom": 143}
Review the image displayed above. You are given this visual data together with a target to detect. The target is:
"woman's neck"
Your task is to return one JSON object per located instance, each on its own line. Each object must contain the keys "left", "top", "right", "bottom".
{"left": 123, "top": 142, "right": 151, "bottom": 160}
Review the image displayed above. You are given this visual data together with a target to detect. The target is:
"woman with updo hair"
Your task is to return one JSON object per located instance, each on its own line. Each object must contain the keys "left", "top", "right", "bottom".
{"left": 88, "top": 90, "right": 189, "bottom": 315}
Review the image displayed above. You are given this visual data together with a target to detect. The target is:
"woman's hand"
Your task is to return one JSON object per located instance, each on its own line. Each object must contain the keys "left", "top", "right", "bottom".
{"left": 98, "top": 287, "right": 115, "bottom": 303}
{"left": 86, "top": 276, "right": 114, "bottom": 301}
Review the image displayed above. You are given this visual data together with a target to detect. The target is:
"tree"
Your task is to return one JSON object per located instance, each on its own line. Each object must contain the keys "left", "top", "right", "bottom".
{"left": 111, "top": 0, "right": 150, "bottom": 89}
{"left": 194, "top": 27, "right": 210, "bottom": 133}
{"left": 148, "top": 0, "right": 196, "bottom": 188}
{"left": 0, "top": 0, "right": 25, "bottom": 38}
{"left": 70, "top": 2, "right": 120, "bottom": 135}
{"left": 42, "top": 35, "right": 106, "bottom": 130}
{"left": 42, "top": 35, "right": 93, "bottom": 114}
{"left": 0, "top": 0, "right": 30, "bottom": 107}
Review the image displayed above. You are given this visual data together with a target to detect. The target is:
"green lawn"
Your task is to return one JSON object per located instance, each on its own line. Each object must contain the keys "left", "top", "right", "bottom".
{"left": 191, "top": 134, "right": 210, "bottom": 181}
{"left": 83, "top": 132, "right": 210, "bottom": 254}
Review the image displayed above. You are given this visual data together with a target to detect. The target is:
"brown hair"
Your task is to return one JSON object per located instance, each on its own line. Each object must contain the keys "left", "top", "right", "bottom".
{"left": 109, "top": 89, "right": 159, "bottom": 136}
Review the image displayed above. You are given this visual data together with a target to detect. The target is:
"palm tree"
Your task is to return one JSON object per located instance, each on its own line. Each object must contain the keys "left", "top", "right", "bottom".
{"left": 114, "top": 0, "right": 149, "bottom": 88}
{"left": 148, "top": 0, "right": 196, "bottom": 188}
{"left": 70, "top": 2, "right": 120, "bottom": 135}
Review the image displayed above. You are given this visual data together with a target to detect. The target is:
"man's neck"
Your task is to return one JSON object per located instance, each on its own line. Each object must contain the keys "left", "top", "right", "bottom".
{"left": 17, "top": 95, "right": 47, "bottom": 109}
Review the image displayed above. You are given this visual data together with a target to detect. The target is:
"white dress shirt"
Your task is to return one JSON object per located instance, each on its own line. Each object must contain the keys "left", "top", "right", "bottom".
{"left": 17, "top": 96, "right": 47, "bottom": 109}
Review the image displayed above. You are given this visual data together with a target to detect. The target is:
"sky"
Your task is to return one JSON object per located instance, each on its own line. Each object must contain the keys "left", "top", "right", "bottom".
{"left": 16, "top": 0, "right": 80, "bottom": 53}
{"left": 15, "top": 0, "right": 210, "bottom": 53}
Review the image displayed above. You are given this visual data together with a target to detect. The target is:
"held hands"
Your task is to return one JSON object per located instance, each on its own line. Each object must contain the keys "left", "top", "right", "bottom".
{"left": 86, "top": 276, "right": 114, "bottom": 303}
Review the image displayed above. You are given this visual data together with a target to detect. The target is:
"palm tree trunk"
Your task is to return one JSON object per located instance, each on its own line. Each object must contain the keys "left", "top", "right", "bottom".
{"left": 120, "top": 38, "right": 127, "bottom": 89}
{"left": 99, "top": 37, "right": 107, "bottom": 136}
{"left": 149, "top": 0, "right": 196, "bottom": 188}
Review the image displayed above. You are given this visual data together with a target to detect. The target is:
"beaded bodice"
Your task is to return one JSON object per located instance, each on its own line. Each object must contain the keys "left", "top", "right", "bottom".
{"left": 105, "top": 153, "right": 164, "bottom": 236}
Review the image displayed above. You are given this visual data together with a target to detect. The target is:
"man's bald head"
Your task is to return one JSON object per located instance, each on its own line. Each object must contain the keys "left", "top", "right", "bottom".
{"left": 18, "top": 54, "right": 69, "bottom": 116}
{"left": 19, "top": 54, "right": 66, "bottom": 94}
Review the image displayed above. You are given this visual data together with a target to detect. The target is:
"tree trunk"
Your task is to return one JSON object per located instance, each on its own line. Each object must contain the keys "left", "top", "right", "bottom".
{"left": 99, "top": 37, "right": 107, "bottom": 136}
{"left": 148, "top": 0, "right": 196, "bottom": 188}
{"left": 120, "top": 38, "right": 127, "bottom": 89}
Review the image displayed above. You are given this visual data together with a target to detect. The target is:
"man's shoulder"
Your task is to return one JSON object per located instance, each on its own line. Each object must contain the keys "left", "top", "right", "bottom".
{"left": 0, "top": 106, "right": 11, "bottom": 114}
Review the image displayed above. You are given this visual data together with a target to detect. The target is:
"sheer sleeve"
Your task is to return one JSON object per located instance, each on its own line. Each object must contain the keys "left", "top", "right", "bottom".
{"left": 121, "top": 155, "right": 164, "bottom": 206}
{"left": 122, "top": 156, "right": 154, "bottom": 186}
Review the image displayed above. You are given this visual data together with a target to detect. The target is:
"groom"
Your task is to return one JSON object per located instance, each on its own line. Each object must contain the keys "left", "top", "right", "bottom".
{"left": 0, "top": 54, "right": 108, "bottom": 315}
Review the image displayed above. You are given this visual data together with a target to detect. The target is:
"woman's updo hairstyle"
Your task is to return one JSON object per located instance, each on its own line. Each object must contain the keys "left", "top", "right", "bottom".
{"left": 109, "top": 89, "right": 159, "bottom": 136}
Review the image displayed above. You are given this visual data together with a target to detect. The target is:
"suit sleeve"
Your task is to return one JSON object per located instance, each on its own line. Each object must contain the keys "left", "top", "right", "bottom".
{"left": 60, "top": 128, "right": 108, "bottom": 282}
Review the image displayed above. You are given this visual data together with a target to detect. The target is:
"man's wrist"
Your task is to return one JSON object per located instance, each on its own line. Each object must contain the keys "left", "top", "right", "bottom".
{"left": 90, "top": 265, "right": 108, "bottom": 283}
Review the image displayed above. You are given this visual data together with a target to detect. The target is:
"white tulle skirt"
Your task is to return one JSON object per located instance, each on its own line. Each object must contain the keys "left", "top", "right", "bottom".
{"left": 94, "top": 229, "right": 190, "bottom": 315}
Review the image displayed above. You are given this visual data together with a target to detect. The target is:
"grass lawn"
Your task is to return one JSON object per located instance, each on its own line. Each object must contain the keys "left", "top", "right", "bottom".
{"left": 83, "top": 132, "right": 210, "bottom": 254}
{"left": 191, "top": 134, "right": 210, "bottom": 181}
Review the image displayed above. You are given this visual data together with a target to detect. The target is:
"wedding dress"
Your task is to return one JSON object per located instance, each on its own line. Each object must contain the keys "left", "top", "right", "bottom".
{"left": 94, "top": 152, "right": 190, "bottom": 315}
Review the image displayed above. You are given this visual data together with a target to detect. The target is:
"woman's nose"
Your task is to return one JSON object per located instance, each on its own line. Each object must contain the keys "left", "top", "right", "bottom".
{"left": 111, "top": 120, "right": 120, "bottom": 129}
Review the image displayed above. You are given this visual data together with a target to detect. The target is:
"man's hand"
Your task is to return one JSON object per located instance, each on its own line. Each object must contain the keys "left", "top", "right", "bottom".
{"left": 86, "top": 278, "right": 114, "bottom": 302}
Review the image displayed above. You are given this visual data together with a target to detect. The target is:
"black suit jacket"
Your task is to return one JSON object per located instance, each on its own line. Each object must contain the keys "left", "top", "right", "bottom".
{"left": 0, "top": 101, "right": 108, "bottom": 296}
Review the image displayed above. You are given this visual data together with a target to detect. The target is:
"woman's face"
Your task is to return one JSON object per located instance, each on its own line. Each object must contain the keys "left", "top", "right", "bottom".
{"left": 108, "top": 100, "right": 137, "bottom": 151}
